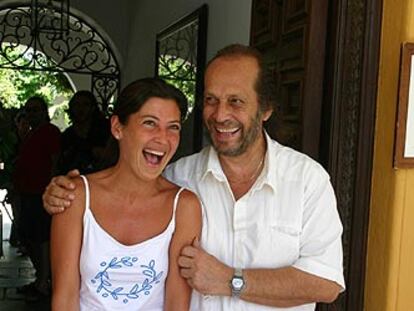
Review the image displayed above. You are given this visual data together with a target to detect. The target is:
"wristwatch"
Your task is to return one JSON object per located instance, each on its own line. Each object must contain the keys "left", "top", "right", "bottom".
{"left": 230, "top": 268, "right": 245, "bottom": 297}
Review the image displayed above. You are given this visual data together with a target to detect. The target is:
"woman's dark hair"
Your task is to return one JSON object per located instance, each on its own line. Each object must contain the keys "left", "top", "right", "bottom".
{"left": 113, "top": 78, "right": 187, "bottom": 125}
{"left": 100, "top": 78, "right": 188, "bottom": 169}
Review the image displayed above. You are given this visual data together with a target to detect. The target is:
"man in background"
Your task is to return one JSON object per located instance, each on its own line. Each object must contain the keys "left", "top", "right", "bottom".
{"left": 14, "top": 96, "right": 61, "bottom": 301}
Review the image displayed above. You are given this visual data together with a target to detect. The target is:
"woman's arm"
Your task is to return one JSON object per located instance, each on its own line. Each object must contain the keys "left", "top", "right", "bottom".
{"left": 50, "top": 177, "right": 85, "bottom": 311}
{"left": 165, "top": 189, "right": 202, "bottom": 311}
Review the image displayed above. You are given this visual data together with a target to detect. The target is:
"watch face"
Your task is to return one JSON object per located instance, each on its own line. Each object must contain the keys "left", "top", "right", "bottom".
{"left": 232, "top": 278, "right": 244, "bottom": 290}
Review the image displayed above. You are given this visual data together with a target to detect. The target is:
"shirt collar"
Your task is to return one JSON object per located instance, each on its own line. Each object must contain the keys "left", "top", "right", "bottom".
{"left": 200, "top": 145, "right": 227, "bottom": 182}
{"left": 255, "top": 131, "right": 279, "bottom": 193}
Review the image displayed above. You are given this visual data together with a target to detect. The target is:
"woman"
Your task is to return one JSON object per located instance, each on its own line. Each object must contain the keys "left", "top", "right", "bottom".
{"left": 51, "top": 78, "right": 202, "bottom": 310}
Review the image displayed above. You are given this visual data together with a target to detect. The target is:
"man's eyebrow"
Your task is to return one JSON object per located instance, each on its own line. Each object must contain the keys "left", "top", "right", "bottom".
{"left": 203, "top": 92, "right": 247, "bottom": 100}
{"left": 168, "top": 120, "right": 181, "bottom": 124}
{"left": 204, "top": 92, "right": 216, "bottom": 97}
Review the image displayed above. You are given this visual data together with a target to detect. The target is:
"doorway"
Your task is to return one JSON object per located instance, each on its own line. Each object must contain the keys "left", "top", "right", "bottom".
{"left": 250, "top": 0, "right": 383, "bottom": 310}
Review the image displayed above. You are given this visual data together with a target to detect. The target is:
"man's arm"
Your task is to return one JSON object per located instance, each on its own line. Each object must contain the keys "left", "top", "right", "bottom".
{"left": 179, "top": 162, "right": 344, "bottom": 307}
{"left": 242, "top": 267, "right": 341, "bottom": 307}
{"left": 178, "top": 244, "right": 341, "bottom": 308}
{"left": 42, "top": 169, "right": 80, "bottom": 214}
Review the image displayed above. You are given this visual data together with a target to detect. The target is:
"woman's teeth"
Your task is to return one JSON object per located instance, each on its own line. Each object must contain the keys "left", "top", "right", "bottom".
{"left": 143, "top": 149, "right": 165, "bottom": 165}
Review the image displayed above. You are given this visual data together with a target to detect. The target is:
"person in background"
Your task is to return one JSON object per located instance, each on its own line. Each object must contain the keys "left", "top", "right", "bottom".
{"left": 59, "top": 90, "right": 110, "bottom": 175}
{"left": 14, "top": 96, "right": 61, "bottom": 301}
{"left": 43, "top": 44, "right": 344, "bottom": 310}
{"left": 8, "top": 109, "right": 31, "bottom": 250}
{"left": 51, "top": 78, "right": 201, "bottom": 311}
{"left": 15, "top": 109, "right": 31, "bottom": 141}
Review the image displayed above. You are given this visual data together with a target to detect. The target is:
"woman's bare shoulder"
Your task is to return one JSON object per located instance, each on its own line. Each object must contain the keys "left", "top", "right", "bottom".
{"left": 71, "top": 176, "right": 87, "bottom": 205}
{"left": 171, "top": 188, "right": 201, "bottom": 245}
{"left": 175, "top": 188, "right": 201, "bottom": 224}
{"left": 53, "top": 175, "right": 86, "bottom": 219}
{"left": 158, "top": 175, "right": 200, "bottom": 207}
{"left": 178, "top": 188, "right": 200, "bottom": 206}
{"left": 83, "top": 168, "right": 115, "bottom": 191}
{"left": 84, "top": 168, "right": 111, "bottom": 183}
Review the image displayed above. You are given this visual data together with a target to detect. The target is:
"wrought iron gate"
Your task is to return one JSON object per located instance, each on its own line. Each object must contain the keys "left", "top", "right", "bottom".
{"left": 0, "top": 3, "right": 120, "bottom": 112}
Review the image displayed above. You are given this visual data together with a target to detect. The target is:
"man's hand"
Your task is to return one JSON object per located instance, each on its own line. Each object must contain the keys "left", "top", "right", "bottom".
{"left": 42, "top": 169, "right": 80, "bottom": 214}
{"left": 178, "top": 238, "right": 233, "bottom": 296}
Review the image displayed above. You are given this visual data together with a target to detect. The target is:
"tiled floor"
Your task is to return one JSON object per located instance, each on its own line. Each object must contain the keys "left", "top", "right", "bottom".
{"left": 1, "top": 193, "right": 50, "bottom": 311}
{"left": 0, "top": 240, "right": 50, "bottom": 311}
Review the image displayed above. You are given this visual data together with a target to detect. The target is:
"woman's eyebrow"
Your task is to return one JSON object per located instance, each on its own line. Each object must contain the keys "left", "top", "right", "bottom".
{"left": 140, "top": 115, "right": 159, "bottom": 120}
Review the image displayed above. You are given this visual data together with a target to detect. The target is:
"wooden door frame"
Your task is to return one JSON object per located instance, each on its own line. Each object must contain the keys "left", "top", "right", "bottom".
{"left": 319, "top": 0, "right": 383, "bottom": 310}
{"left": 249, "top": 0, "right": 383, "bottom": 309}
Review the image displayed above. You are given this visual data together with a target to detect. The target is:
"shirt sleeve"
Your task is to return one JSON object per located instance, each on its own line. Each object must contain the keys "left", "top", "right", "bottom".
{"left": 292, "top": 165, "right": 345, "bottom": 290}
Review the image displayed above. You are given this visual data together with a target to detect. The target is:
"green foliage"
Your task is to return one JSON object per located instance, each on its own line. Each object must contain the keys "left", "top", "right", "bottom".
{"left": 0, "top": 44, "right": 73, "bottom": 129}
{"left": 0, "top": 44, "right": 74, "bottom": 189}
{"left": 158, "top": 55, "right": 196, "bottom": 118}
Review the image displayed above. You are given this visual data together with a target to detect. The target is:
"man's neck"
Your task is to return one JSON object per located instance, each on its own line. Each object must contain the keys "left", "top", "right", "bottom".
{"left": 219, "top": 133, "right": 267, "bottom": 200}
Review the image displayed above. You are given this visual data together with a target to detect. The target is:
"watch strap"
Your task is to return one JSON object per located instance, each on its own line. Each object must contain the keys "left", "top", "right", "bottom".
{"left": 234, "top": 268, "right": 243, "bottom": 278}
{"left": 230, "top": 268, "right": 245, "bottom": 297}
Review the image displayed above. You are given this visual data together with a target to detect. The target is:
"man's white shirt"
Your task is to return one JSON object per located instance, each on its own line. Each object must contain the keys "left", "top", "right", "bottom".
{"left": 164, "top": 133, "right": 345, "bottom": 310}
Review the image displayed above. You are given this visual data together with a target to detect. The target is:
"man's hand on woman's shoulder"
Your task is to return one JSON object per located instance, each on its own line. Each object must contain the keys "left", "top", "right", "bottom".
{"left": 43, "top": 169, "right": 80, "bottom": 214}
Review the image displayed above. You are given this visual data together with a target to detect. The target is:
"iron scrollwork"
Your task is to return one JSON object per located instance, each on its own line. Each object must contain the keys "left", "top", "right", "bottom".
{"left": 155, "top": 4, "right": 208, "bottom": 158}
{"left": 0, "top": 4, "right": 120, "bottom": 111}
{"left": 157, "top": 20, "right": 198, "bottom": 107}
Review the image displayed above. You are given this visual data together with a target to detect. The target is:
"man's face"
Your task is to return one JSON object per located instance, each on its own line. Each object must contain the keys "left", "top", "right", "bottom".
{"left": 203, "top": 56, "right": 271, "bottom": 156}
{"left": 70, "top": 97, "right": 95, "bottom": 123}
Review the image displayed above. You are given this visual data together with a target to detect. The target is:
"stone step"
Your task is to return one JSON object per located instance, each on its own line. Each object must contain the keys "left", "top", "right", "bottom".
{"left": 0, "top": 278, "right": 33, "bottom": 289}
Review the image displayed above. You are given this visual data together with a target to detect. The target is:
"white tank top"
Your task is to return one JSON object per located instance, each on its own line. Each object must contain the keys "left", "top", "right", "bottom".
{"left": 79, "top": 175, "right": 183, "bottom": 311}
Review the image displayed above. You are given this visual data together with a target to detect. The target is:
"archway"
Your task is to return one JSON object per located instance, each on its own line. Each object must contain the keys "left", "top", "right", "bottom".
{"left": 0, "top": 2, "right": 120, "bottom": 112}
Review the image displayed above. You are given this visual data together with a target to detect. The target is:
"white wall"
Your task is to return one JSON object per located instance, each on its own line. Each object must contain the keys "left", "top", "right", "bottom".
{"left": 54, "top": 0, "right": 253, "bottom": 86}
{"left": 1, "top": 0, "right": 251, "bottom": 87}
{"left": 69, "top": 0, "right": 132, "bottom": 70}
{"left": 124, "top": 0, "right": 252, "bottom": 84}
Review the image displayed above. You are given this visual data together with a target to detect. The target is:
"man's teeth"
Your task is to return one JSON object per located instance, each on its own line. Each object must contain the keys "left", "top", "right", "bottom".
{"left": 216, "top": 128, "right": 238, "bottom": 133}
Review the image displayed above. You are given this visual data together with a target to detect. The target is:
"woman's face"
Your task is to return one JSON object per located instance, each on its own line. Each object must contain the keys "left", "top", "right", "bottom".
{"left": 112, "top": 97, "right": 181, "bottom": 181}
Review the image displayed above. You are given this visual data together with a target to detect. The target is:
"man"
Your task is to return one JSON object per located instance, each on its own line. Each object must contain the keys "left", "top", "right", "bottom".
{"left": 14, "top": 97, "right": 61, "bottom": 300}
{"left": 43, "top": 44, "right": 344, "bottom": 310}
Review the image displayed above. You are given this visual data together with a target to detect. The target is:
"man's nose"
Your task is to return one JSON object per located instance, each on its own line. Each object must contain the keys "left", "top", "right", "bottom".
{"left": 212, "top": 102, "right": 230, "bottom": 122}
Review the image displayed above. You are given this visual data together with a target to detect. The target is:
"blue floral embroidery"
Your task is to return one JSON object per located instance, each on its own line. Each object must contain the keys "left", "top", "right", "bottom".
{"left": 90, "top": 256, "right": 164, "bottom": 304}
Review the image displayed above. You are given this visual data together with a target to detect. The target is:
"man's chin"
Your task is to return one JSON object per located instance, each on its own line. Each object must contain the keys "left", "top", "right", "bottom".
{"left": 215, "top": 144, "right": 244, "bottom": 157}
{"left": 208, "top": 134, "right": 244, "bottom": 156}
